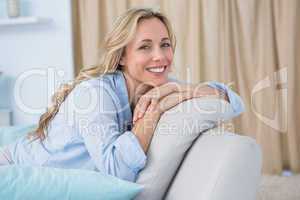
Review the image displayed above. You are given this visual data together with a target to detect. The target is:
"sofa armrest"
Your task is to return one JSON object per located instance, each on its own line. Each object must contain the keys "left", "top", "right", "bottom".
{"left": 165, "top": 128, "right": 262, "bottom": 200}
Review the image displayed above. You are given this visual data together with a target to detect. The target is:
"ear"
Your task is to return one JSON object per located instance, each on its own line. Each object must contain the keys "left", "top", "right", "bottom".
{"left": 119, "top": 48, "right": 127, "bottom": 66}
{"left": 119, "top": 56, "right": 126, "bottom": 66}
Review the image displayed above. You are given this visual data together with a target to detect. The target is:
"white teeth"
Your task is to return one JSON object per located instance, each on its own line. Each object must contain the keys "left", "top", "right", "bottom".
{"left": 147, "top": 66, "right": 165, "bottom": 73}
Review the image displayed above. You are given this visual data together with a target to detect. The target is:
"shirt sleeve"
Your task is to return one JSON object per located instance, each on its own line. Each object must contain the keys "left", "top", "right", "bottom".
{"left": 74, "top": 82, "right": 146, "bottom": 182}
{"left": 206, "top": 81, "right": 245, "bottom": 117}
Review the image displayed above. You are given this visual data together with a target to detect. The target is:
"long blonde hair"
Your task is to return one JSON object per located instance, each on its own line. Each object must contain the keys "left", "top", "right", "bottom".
{"left": 31, "top": 7, "right": 176, "bottom": 141}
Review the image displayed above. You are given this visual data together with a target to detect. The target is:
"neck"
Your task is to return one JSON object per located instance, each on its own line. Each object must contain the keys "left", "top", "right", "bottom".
{"left": 122, "top": 72, "right": 152, "bottom": 109}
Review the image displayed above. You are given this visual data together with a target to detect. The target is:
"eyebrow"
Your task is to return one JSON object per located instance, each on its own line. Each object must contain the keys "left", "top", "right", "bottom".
{"left": 140, "top": 37, "right": 170, "bottom": 43}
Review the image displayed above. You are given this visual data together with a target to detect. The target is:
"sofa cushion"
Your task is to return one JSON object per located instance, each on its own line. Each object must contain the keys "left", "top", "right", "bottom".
{"left": 0, "top": 124, "right": 36, "bottom": 147}
{"left": 135, "top": 98, "right": 238, "bottom": 200}
{"left": 164, "top": 130, "right": 262, "bottom": 200}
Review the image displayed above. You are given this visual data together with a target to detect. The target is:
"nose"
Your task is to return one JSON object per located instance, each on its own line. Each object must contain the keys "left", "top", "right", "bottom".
{"left": 152, "top": 47, "right": 165, "bottom": 62}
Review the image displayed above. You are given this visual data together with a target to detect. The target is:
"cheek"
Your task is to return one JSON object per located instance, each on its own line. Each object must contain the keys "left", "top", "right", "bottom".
{"left": 166, "top": 50, "right": 174, "bottom": 64}
{"left": 130, "top": 55, "right": 151, "bottom": 72}
{"left": 124, "top": 51, "right": 145, "bottom": 68}
{"left": 125, "top": 56, "right": 149, "bottom": 78}
{"left": 138, "top": 55, "right": 151, "bottom": 66}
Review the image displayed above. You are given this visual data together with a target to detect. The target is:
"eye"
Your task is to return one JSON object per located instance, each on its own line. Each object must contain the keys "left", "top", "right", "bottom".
{"left": 139, "top": 45, "right": 151, "bottom": 50}
{"left": 161, "top": 42, "right": 171, "bottom": 48}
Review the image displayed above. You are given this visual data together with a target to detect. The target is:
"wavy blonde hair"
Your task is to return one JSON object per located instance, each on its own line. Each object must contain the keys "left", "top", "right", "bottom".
{"left": 31, "top": 7, "right": 176, "bottom": 141}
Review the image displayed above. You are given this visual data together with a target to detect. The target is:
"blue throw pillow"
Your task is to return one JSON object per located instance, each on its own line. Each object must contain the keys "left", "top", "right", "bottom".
{"left": 0, "top": 125, "right": 36, "bottom": 147}
{"left": 0, "top": 165, "right": 142, "bottom": 200}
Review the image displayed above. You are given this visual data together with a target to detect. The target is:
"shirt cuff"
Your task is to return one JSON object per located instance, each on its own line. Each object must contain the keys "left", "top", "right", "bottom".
{"left": 206, "top": 81, "right": 245, "bottom": 116}
{"left": 114, "top": 131, "right": 147, "bottom": 174}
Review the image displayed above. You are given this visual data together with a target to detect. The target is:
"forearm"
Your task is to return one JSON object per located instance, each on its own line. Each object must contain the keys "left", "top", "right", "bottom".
{"left": 131, "top": 112, "right": 160, "bottom": 153}
{"left": 181, "top": 83, "right": 229, "bottom": 102}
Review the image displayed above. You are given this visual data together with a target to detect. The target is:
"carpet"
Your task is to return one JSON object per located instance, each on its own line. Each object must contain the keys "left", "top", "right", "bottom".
{"left": 257, "top": 174, "right": 300, "bottom": 200}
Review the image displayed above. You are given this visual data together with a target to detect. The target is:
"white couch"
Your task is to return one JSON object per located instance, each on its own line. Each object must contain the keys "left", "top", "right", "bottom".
{"left": 165, "top": 129, "right": 262, "bottom": 200}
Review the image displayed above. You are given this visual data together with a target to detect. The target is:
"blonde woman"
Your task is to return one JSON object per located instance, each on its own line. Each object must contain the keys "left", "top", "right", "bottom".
{"left": 0, "top": 8, "right": 244, "bottom": 182}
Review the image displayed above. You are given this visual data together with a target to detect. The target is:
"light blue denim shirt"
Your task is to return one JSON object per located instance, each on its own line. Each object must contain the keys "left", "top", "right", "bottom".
{"left": 7, "top": 70, "right": 245, "bottom": 182}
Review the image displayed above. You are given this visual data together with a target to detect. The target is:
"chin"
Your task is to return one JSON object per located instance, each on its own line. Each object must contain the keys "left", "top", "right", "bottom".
{"left": 146, "top": 78, "right": 168, "bottom": 87}
{"left": 143, "top": 66, "right": 171, "bottom": 87}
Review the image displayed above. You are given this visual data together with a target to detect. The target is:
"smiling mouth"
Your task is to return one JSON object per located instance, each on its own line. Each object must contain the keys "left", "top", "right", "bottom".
{"left": 146, "top": 65, "right": 167, "bottom": 73}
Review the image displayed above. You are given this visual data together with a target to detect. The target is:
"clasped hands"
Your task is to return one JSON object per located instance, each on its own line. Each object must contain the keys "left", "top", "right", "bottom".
{"left": 132, "top": 82, "right": 229, "bottom": 124}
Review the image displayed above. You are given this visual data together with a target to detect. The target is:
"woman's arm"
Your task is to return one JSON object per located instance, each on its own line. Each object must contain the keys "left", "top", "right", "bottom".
{"left": 175, "top": 81, "right": 245, "bottom": 116}
{"left": 131, "top": 110, "right": 160, "bottom": 153}
{"left": 132, "top": 91, "right": 194, "bottom": 153}
{"left": 75, "top": 83, "right": 147, "bottom": 182}
{"left": 133, "top": 81, "right": 245, "bottom": 123}
{"left": 185, "top": 83, "right": 229, "bottom": 102}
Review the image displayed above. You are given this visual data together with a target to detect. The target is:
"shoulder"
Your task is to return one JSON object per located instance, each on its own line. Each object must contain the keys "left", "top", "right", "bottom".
{"left": 68, "top": 71, "right": 125, "bottom": 112}
{"left": 73, "top": 71, "right": 124, "bottom": 98}
{"left": 77, "top": 72, "right": 117, "bottom": 91}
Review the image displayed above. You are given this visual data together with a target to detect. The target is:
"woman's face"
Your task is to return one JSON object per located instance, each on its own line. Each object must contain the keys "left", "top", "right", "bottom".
{"left": 120, "top": 17, "right": 174, "bottom": 88}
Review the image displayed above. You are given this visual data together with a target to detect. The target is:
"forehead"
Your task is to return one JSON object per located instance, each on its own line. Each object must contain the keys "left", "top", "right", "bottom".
{"left": 133, "top": 17, "right": 169, "bottom": 42}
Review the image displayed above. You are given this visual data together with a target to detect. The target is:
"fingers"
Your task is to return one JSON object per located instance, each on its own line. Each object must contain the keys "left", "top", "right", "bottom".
{"left": 133, "top": 82, "right": 196, "bottom": 123}
{"left": 133, "top": 83, "right": 229, "bottom": 123}
{"left": 133, "top": 96, "right": 152, "bottom": 123}
{"left": 146, "top": 98, "right": 160, "bottom": 113}
{"left": 133, "top": 83, "right": 178, "bottom": 123}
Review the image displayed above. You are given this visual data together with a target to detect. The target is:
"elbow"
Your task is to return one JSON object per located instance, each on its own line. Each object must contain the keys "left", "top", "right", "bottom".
{"left": 232, "top": 97, "right": 246, "bottom": 117}
{"left": 104, "top": 161, "right": 138, "bottom": 182}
